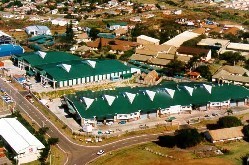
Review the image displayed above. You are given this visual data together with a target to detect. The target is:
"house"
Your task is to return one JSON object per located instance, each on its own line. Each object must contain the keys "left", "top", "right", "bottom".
{"left": 63, "top": 82, "right": 249, "bottom": 125}
{"left": 212, "top": 65, "right": 249, "bottom": 86}
{"left": 197, "top": 38, "right": 230, "bottom": 53}
{"left": 137, "top": 35, "right": 160, "bottom": 45}
{"left": 0, "top": 118, "right": 45, "bottom": 164}
{"left": 86, "top": 38, "right": 139, "bottom": 54}
{"left": 114, "top": 28, "right": 127, "bottom": 36}
{"left": 130, "top": 44, "right": 177, "bottom": 67}
{"left": 187, "top": 71, "right": 201, "bottom": 79}
{"left": 75, "top": 32, "right": 91, "bottom": 43}
{"left": 162, "top": 31, "right": 200, "bottom": 47}
{"left": 130, "top": 16, "right": 141, "bottom": 22}
{"left": 176, "top": 46, "right": 212, "bottom": 62}
{"left": 25, "top": 25, "right": 51, "bottom": 36}
{"left": 51, "top": 18, "right": 68, "bottom": 26}
{"left": 205, "top": 126, "right": 244, "bottom": 143}
{"left": 173, "top": 9, "right": 182, "bottom": 15}
{"left": 106, "top": 22, "right": 128, "bottom": 30}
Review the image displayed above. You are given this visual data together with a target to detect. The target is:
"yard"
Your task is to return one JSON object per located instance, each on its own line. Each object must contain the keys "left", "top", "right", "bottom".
{"left": 90, "top": 140, "right": 249, "bottom": 165}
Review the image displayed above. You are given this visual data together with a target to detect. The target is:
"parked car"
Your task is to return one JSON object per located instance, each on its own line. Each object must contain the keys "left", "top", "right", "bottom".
{"left": 97, "top": 150, "right": 105, "bottom": 155}
{"left": 118, "top": 120, "right": 126, "bottom": 124}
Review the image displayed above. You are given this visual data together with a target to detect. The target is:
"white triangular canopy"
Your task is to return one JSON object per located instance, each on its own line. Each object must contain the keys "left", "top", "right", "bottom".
{"left": 184, "top": 86, "right": 194, "bottom": 96}
{"left": 36, "top": 51, "right": 46, "bottom": 59}
{"left": 145, "top": 90, "right": 156, "bottom": 101}
{"left": 59, "top": 64, "right": 71, "bottom": 72}
{"left": 82, "top": 97, "right": 94, "bottom": 109}
{"left": 86, "top": 60, "right": 96, "bottom": 68}
{"left": 203, "top": 84, "right": 212, "bottom": 94}
{"left": 104, "top": 95, "right": 116, "bottom": 106}
{"left": 125, "top": 92, "right": 136, "bottom": 104}
{"left": 165, "top": 88, "right": 175, "bottom": 98}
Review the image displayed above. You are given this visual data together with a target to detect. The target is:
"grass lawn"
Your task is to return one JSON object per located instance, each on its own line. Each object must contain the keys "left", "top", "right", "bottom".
{"left": 90, "top": 142, "right": 233, "bottom": 165}
{"left": 216, "top": 140, "right": 249, "bottom": 165}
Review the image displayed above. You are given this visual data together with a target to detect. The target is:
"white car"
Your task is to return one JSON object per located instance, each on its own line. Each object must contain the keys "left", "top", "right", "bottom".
{"left": 97, "top": 150, "right": 105, "bottom": 155}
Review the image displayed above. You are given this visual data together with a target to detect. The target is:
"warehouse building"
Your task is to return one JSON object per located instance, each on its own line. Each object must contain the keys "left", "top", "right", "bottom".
{"left": 0, "top": 118, "right": 45, "bottom": 164}
{"left": 13, "top": 51, "right": 138, "bottom": 88}
{"left": 63, "top": 82, "right": 249, "bottom": 126}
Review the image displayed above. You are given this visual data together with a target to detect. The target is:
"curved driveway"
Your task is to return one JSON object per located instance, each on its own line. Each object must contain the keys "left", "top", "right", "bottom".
{"left": 0, "top": 79, "right": 164, "bottom": 165}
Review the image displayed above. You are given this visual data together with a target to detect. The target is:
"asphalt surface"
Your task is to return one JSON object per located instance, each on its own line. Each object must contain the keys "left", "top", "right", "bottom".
{"left": 0, "top": 79, "right": 164, "bottom": 165}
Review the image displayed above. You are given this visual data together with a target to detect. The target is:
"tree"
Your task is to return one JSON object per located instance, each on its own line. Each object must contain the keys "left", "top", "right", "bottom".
{"left": 158, "top": 135, "right": 176, "bottom": 148}
{"left": 48, "top": 138, "right": 59, "bottom": 145}
{"left": 181, "top": 34, "right": 206, "bottom": 47}
{"left": 65, "top": 21, "right": 74, "bottom": 43}
{"left": 219, "top": 51, "right": 245, "bottom": 65}
{"left": 38, "top": 127, "right": 49, "bottom": 135}
{"left": 217, "top": 116, "right": 242, "bottom": 128}
{"left": 175, "top": 128, "right": 203, "bottom": 149}
{"left": 165, "top": 59, "right": 185, "bottom": 76}
{"left": 119, "top": 49, "right": 135, "bottom": 61}
{"left": 242, "top": 125, "right": 249, "bottom": 138}
{"left": 89, "top": 27, "right": 100, "bottom": 40}
{"left": 195, "top": 65, "right": 212, "bottom": 81}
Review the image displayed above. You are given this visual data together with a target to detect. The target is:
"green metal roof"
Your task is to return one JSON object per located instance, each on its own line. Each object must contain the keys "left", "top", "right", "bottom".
{"left": 66, "top": 82, "right": 249, "bottom": 119}
{"left": 107, "top": 22, "right": 127, "bottom": 26}
{"left": 36, "top": 59, "right": 131, "bottom": 81}
{"left": 16, "top": 51, "right": 81, "bottom": 67}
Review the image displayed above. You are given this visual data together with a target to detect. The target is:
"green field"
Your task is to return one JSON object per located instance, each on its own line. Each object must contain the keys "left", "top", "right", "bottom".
{"left": 90, "top": 140, "right": 249, "bottom": 165}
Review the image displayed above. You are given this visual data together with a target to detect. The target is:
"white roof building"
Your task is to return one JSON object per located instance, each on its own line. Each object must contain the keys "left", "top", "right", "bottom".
{"left": 137, "top": 35, "right": 160, "bottom": 45}
{"left": 0, "top": 118, "right": 45, "bottom": 164}
{"left": 197, "top": 38, "right": 230, "bottom": 53}
{"left": 162, "top": 31, "right": 200, "bottom": 47}
{"left": 226, "top": 42, "right": 249, "bottom": 52}
{"left": 25, "top": 25, "right": 51, "bottom": 36}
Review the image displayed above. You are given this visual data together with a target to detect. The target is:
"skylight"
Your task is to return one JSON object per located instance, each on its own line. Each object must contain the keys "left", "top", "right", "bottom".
{"left": 125, "top": 92, "right": 136, "bottom": 104}
{"left": 36, "top": 51, "right": 46, "bottom": 59}
{"left": 165, "top": 88, "right": 175, "bottom": 98}
{"left": 82, "top": 97, "right": 94, "bottom": 109}
{"left": 203, "top": 84, "right": 212, "bottom": 94}
{"left": 59, "top": 64, "right": 71, "bottom": 73}
{"left": 145, "top": 90, "right": 156, "bottom": 101}
{"left": 104, "top": 95, "right": 116, "bottom": 106}
{"left": 86, "top": 60, "right": 96, "bottom": 68}
{"left": 184, "top": 86, "right": 194, "bottom": 96}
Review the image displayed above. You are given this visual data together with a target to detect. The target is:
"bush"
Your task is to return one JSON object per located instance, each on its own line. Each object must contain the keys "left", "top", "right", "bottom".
{"left": 242, "top": 125, "right": 249, "bottom": 138}
{"left": 158, "top": 135, "right": 176, "bottom": 148}
{"left": 217, "top": 116, "right": 242, "bottom": 128}
{"left": 48, "top": 138, "right": 59, "bottom": 145}
{"left": 175, "top": 128, "right": 203, "bottom": 149}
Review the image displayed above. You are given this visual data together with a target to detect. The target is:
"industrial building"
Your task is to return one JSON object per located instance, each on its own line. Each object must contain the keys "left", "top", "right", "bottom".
{"left": 63, "top": 82, "right": 249, "bottom": 126}
{"left": 13, "top": 51, "right": 139, "bottom": 88}
{"left": 0, "top": 118, "right": 45, "bottom": 164}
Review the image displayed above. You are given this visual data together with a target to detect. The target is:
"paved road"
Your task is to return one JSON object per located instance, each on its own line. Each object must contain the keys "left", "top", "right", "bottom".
{"left": 0, "top": 79, "right": 164, "bottom": 165}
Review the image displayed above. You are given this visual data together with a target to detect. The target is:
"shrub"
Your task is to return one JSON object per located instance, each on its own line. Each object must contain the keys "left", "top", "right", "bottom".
{"left": 158, "top": 135, "right": 176, "bottom": 148}
{"left": 217, "top": 116, "right": 242, "bottom": 128}
{"left": 48, "top": 138, "right": 59, "bottom": 145}
{"left": 175, "top": 128, "right": 203, "bottom": 149}
{"left": 242, "top": 125, "right": 249, "bottom": 138}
